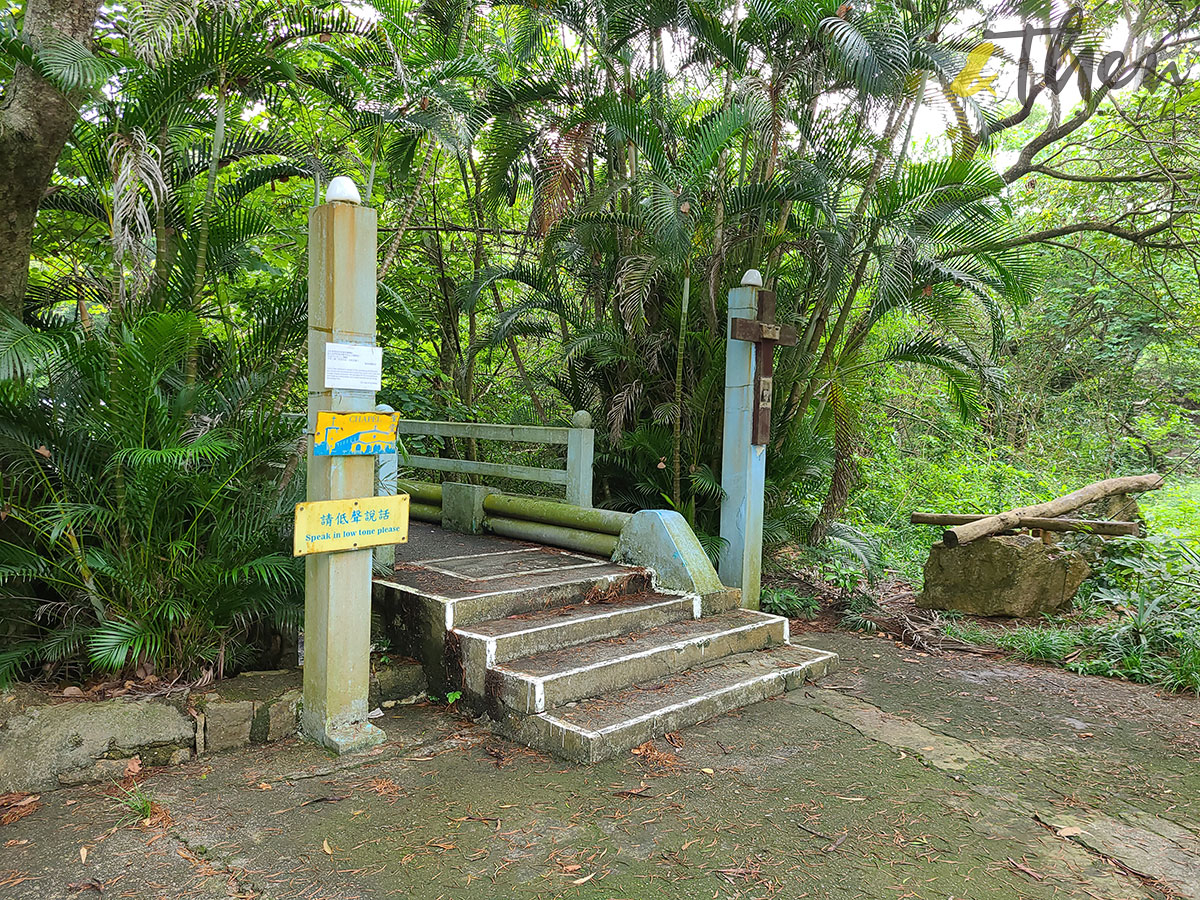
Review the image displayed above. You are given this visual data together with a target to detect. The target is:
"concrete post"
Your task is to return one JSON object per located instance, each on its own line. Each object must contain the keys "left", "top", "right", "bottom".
{"left": 374, "top": 403, "right": 397, "bottom": 572}
{"left": 718, "top": 274, "right": 766, "bottom": 610}
{"left": 302, "top": 180, "right": 385, "bottom": 754}
{"left": 565, "top": 410, "right": 594, "bottom": 508}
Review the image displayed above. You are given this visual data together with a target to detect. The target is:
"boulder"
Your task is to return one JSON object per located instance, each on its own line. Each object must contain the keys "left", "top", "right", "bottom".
{"left": 0, "top": 698, "right": 195, "bottom": 793}
{"left": 919, "top": 534, "right": 1090, "bottom": 618}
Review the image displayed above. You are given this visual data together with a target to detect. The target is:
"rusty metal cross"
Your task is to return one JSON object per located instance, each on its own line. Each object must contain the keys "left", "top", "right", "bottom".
{"left": 729, "top": 290, "right": 797, "bottom": 446}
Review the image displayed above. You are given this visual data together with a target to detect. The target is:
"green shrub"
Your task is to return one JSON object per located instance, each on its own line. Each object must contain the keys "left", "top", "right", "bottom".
{"left": 994, "top": 626, "right": 1081, "bottom": 662}
{"left": 761, "top": 586, "right": 820, "bottom": 619}
{"left": 0, "top": 309, "right": 304, "bottom": 685}
{"left": 942, "top": 536, "right": 1200, "bottom": 693}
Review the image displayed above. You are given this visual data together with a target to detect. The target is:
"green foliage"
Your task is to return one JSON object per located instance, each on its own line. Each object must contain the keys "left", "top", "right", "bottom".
{"left": 112, "top": 782, "right": 156, "bottom": 827}
{"left": 943, "top": 536, "right": 1200, "bottom": 694}
{"left": 761, "top": 586, "right": 820, "bottom": 619}
{"left": 3, "top": 0, "right": 1198, "bottom": 690}
{"left": 0, "top": 308, "right": 303, "bottom": 686}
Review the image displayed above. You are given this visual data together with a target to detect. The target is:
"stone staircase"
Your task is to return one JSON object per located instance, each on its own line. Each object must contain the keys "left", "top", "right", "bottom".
{"left": 410, "top": 558, "right": 838, "bottom": 762}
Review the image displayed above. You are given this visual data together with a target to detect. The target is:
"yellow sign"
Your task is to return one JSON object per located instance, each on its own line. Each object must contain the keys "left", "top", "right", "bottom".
{"left": 313, "top": 411, "right": 398, "bottom": 456}
{"left": 949, "top": 42, "right": 999, "bottom": 98}
{"left": 293, "top": 494, "right": 410, "bottom": 557}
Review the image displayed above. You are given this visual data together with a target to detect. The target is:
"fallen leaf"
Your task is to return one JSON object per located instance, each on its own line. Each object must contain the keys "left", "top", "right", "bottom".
{"left": 124, "top": 756, "right": 141, "bottom": 777}
{"left": 612, "top": 783, "right": 649, "bottom": 797}
{"left": 322, "top": 839, "right": 332, "bottom": 855}
{"left": 5, "top": 838, "right": 30, "bottom": 847}
{"left": 700, "top": 768, "right": 714, "bottom": 775}
{"left": 1007, "top": 857, "right": 1045, "bottom": 881}
{"left": 572, "top": 873, "right": 595, "bottom": 885}
{"left": 62, "top": 686, "right": 85, "bottom": 698}
{"left": 562, "top": 864, "right": 581, "bottom": 872}
{"left": 34, "top": 445, "right": 51, "bottom": 458}
{"left": 1057, "top": 826, "right": 1083, "bottom": 837}
{"left": 80, "top": 846, "right": 88, "bottom": 864}
{"left": 256, "top": 782, "right": 273, "bottom": 791}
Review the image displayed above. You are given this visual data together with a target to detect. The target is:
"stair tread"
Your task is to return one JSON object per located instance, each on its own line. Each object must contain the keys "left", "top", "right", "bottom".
{"left": 538, "top": 643, "right": 835, "bottom": 736}
{"left": 493, "top": 609, "right": 782, "bottom": 680}
{"left": 455, "top": 590, "right": 694, "bottom": 640}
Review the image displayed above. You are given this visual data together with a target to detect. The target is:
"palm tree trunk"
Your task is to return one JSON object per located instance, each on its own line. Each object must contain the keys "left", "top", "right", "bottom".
{"left": 379, "top": 141, "right": 435, "bottom": 281}
{"left": 152, "top": 118, "right": 172, "bottom": 310}
{"left": 191, "top": 75, "right": 226, "bottom": 310}
{"left": 793, "top": 80, "right": 926, "bottom": 422}
{"left": 0, "top": 0, "right": 101, "bottom": 315}
{"left": 809, "top": 389, "right": 858, "bottom": 543}
{"left": 186, "top": 74, "right": 227, "bottom": 384}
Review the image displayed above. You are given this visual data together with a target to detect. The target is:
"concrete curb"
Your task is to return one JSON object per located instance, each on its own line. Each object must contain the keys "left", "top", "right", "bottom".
{"left": 0, "top": 660, "right": 425, "bottom": 793}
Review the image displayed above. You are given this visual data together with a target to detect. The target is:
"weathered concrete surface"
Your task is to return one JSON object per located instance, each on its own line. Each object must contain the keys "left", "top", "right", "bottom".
{"left": 0, "top": 662, "right": 424, "bottom": 794}
{"left": 0, "top": 698, "right": 194, "bottom": 792}
{"left": 369, "top": 663, "right": 425, "bottom": 710}
{"left": 920, "top": 534, "right": 1091, "bottom": 616}
{"left": 3, "top": 631, "right": 1197, "bottom": 900}
{"left": 440, "top": 481, "right": 490, "bottom": 534}
{"left": 614, "top": 509, "right": 725, "bottom": 599}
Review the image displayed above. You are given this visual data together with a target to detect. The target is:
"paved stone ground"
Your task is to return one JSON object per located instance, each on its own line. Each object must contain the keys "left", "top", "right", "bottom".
{"left": 3, "top": 630, "right": 1199, "bottom": 900}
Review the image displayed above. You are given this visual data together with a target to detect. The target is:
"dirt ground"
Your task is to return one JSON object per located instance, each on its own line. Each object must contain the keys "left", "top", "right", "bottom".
{"left": 2, "top": 629, "right": 1199, "bottom": 900}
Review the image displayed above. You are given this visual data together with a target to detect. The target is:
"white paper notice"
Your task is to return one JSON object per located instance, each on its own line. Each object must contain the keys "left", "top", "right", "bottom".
{"left": 324, "top": 343, "right": 383, "bottom": 391}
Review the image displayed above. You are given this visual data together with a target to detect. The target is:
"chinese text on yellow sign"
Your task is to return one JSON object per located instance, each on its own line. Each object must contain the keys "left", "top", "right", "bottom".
{"left": 293, "top": 494, "right": 409, "bottom": 557}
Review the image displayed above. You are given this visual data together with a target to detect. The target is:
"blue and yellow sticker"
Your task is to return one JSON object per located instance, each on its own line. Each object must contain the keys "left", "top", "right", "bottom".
{"left": 313, "top": 411, "right": 398, "bottom": 456}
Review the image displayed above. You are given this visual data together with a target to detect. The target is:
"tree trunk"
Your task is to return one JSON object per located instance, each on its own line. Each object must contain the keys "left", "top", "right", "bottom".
{"left": 808, "top": 397, "right": 858, "bottom": 544}
{"left": 0, "top": 0, "right": 100, "bottom": 315}
{"left": 943, "top": 474, "right": 1164, "bottom": 547}
{"left": 909, "top": 513, "right": 1139, "bottom": 537}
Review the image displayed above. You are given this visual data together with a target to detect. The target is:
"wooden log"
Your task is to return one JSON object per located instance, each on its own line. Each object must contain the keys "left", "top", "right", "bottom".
{"left": 909, "top": 513, "right": 1140, "bottom": 537}
{"left": 941, "top": 474, "right": 1163, "bottom": 548}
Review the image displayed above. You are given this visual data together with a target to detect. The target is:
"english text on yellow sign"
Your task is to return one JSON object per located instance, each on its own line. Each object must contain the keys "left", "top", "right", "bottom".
{"left": 293, "top": 494, "right": 410, "bottom": 557}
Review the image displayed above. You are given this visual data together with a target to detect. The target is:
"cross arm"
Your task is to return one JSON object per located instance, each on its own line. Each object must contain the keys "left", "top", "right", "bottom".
{"left": 730, "top": 318, "right": 798, "bottom": 346}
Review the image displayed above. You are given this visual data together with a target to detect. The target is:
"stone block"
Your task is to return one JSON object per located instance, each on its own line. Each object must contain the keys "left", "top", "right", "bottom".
{"left": 250, "top": 690, "right": 300, "bottom": 743}
{"left": 441, "top": 482, "right": 491, "bottom": 534}
{"left": 0, "top": 698, "right": 195, "bottom": 793}
{"left": 202, "top": 699, "right": 255, "bottom": 753}
{"left": 268, "top": 690, "right": 301, "bottom": 742}
{"left": 919, "top": 534, "right": 1091, "bottom": 618}
{"left": 613, "top": 510, "right": 724, "bottom": 597}
{"left": 369, "top": 661, "right": 427, "bottom": 708}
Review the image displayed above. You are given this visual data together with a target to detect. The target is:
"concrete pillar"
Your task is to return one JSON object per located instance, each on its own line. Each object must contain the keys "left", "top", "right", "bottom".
{"left": 718, "top": 276, "right": 766, "bottom": 610}
{"left": 375, "top": 403, "right": 397, "bottom": 572}
{"left": 565, "top": 410, "right": 595, "bottom": 508}
{"left": 441, "top": 482, "right": 491, "bottom": 534}
{"left": 302, "top": 181, "right": 385, "bottom": 754}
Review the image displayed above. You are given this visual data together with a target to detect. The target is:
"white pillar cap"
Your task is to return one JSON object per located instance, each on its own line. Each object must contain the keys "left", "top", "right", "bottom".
{"left": 741, "top": 269, "right": 763, "bottom": 287}
{"left": 326, "top": 176, "right": 362, "bottom": 204}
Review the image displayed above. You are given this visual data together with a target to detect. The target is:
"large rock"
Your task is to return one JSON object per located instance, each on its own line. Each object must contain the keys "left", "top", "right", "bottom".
{"left": 919, "top": 534, "right": 1090, "bottom": 618}
{"left": 0, "top": 698, "right": 195, "bottom": 792}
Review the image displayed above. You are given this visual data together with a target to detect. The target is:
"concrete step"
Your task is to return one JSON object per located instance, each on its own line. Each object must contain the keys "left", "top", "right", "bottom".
{"left": 497, "top": 642, "right": 839, "bottom": 762}
{"left": 488, "top": 610, "right": 787, "bottom": 714}
{"left": 454, "top": 590, "right": 701, "bottom": 696}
